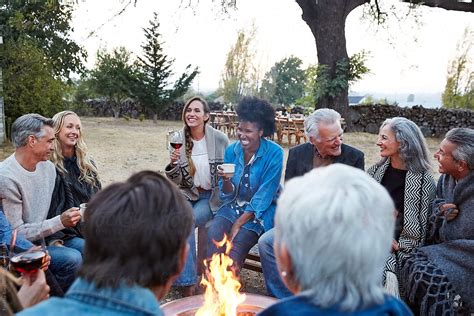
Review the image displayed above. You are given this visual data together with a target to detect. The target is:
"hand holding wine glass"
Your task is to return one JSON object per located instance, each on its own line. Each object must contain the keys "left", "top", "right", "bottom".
{"left": 10, "top": 227, "right": 48, "bottom": 277}
{"left": 17, "top": 268, "right": 50, "bottom": 308}
{"left": 168, "top": 130, "right": 183, "bottom": 165}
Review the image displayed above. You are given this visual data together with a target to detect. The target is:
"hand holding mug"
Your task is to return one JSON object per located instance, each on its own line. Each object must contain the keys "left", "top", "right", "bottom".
{"left": 218, "top": 163, "right": 235, "bottom": 180}
{"left": 60, "top": 207, "right": 81, "bottom": 227}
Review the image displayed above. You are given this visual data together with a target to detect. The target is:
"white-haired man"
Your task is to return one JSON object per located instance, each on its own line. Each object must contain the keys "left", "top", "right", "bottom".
{"left": 0, "top": 114, "right": 82, "bottom": 292}
{"left": 258, "top": 164, "right": 412, "bottom": 315}
{"left": 259, "top": 108, "right": 365, "bottom": 298}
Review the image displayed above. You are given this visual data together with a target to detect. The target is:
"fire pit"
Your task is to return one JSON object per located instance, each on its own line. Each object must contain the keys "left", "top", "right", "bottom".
{"left": 161, "top": 293, "right": 277, "bottom": 316}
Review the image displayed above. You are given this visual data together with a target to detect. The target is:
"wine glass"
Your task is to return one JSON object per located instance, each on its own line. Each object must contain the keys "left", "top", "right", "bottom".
{"left": 9, "top": 226, "right": 48, "bottom": 276}
{"left": 168, "top": 130, "right": 183, "bottom": 165}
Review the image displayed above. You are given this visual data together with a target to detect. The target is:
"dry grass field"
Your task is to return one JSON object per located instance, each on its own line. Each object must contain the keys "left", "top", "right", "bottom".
{"left": 1, "top": 117, "right": 442, "bottom": 183}
{"left": 0, "top": 116, "right": 443, "bottom": 301}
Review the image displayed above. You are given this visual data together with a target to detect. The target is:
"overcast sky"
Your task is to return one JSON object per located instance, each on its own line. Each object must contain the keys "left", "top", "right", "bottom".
{"left": 70, "top": 0, "right": 473, "bottom": 95}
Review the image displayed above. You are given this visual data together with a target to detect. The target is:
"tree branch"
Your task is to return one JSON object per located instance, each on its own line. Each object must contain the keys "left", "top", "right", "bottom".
{"left": 402, "top": 0, "right": 474, "bottom": 13}
{"left": 345, "top": 0, "right": 370, "bottom": 17}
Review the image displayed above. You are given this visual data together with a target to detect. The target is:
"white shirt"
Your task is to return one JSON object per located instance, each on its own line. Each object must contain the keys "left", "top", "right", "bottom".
{"left": 192, "top": 138, "right": 211, "bottom": 190}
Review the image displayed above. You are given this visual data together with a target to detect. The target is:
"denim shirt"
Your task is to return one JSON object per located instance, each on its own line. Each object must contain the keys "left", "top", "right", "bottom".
{"left": 18, "top": 278, "right": 164, "bottom": 316}
{"left": 0, "top": 206, "right": 33, "bottom": 250}
{"left": 219, "top": 138, "right": 284, "bottom": 231}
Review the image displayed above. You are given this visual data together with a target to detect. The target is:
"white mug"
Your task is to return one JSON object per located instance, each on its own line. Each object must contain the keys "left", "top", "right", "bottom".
{"left": 219, "top": 163, "right": 235, "bottom": 177}
{"left": 79, "top": 203, "right": 87, "bottom": 221}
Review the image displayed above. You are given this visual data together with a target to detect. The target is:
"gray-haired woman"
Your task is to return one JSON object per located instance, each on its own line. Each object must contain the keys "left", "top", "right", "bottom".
{"left": 259, "top": 165, "right": 412, "bottom": 315}
{"left": 367, "top": 117, "right": 436, "bottom": 297}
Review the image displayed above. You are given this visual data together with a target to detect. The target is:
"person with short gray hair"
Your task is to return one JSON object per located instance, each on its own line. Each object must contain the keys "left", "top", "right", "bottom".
{"left": 285, "top": 108, "right": 364, "bottom": 181}
{"left": 367, "top": 117, "right": 436, "bottom": 297}
{"left": 259, "top": 164, "right": 412, "bottom": 315}
{"left": 11, "top": 114, "right": 54, "bottom": 148}
{"left": 259, "top": 108, "right": 364, "bottom": 298}
{"left": 0, "top": 113, "right": 82, "bottom": 292}
{"left": 402, "top": 127, "right": 474, "bottom": 315}
{"left": 303, "top": 108, "right": 341, "bottom": 140}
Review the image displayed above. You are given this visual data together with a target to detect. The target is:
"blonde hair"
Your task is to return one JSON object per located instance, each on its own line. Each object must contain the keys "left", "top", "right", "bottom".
{"left": 182, "top": 96, "right": 210, "bottom": 177}
{"left": 51, "top": 111, "right": 100, "bottom": 186}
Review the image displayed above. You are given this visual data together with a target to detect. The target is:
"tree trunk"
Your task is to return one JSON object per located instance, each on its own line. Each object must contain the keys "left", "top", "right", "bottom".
{"left": 153, "top": 112, "right": 158, "bottom": 124}
{"left": 111, "top": 101, "right": 120, "bottom": 119}
{"left": 295, "top": 0, "right": 368, "bottom": 126}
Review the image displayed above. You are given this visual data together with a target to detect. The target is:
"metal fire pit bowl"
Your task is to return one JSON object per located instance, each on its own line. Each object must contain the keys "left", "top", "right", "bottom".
{"left": 161, "top": 293, "right": 277, "bottom": 316}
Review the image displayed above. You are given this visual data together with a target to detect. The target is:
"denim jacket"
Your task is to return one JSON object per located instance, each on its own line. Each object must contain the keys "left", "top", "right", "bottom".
{"left": 219, "top": 138, "right": 283, "bottom": 231}
{"left": 18, "top": 278, "right": 164, "bottom": 316}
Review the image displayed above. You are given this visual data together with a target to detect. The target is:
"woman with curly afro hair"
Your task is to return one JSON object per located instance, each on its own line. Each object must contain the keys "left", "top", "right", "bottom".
{"left": 206, "top": 97, "right": 284, "bottom": 272}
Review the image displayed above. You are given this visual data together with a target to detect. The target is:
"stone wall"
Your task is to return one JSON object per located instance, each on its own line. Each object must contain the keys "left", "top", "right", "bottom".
{"left": 349, "top": 104, "right": 474, "bottom": 137}
{"left": 81, "top": 100, "right": 225, "bottom": 120}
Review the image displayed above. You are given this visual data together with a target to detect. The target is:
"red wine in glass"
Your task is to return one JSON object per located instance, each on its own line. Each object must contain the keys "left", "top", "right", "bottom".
{"left": 10, "top": 250, "right": 47, "bottom": 274}
{"left": 170, "top": 142, "right": 183, "bottom": 150}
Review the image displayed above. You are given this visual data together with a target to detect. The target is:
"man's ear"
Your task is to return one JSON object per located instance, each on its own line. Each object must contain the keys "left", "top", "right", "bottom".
{"left": 309, "top": 136, "right": 318, "bottom": 146}
{"left": 458, "top": 160, "right": 469, "bottom": 172}
{"left": 28, "top": 135, "right": 36, "bottom": 146}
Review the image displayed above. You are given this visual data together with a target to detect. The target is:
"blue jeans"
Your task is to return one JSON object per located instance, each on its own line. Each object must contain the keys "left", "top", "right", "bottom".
{"left": 258, "top": 229, "right": 292, "bottom": 298}
{"left": 207, "top": 216, "right": 259, "bottom": 272}
{"left": 47, "top": 244, "right": 82, "bottom": 292}
{"left": 63, "top": 237, "right": 85, "bottom": 257}
{"left": 174, "top": 191, "right": 213, "bottom": 286}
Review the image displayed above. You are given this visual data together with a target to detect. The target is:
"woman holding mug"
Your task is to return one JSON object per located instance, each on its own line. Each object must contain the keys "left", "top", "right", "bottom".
{"left": 47, "top": 111, "right": 101, "bottom": 255}
{"left": 367, "top": 117, "right": 436, "bottom": 297}
{"left": 165, "top": 96, "right": 229, "bottom": 296}
{"left": 207, "top": 97, "right": 283, "bottom": 272}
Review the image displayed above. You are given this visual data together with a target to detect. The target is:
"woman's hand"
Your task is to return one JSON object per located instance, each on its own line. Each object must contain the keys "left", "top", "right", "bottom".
{"left": 217, "top": 167, "right": 232, "bottom": 181}
{"left": 230, "top": 212, "right": 255, "bottom": 242}
{"left": 170, "top": 148, "right": 180, "bottom": 165}
{"left": 17, "top": 269, "right": 50, "bottom": 308}
{"left": 391, "top": 239, "right": 399, "bottom": 252}
{"left": 218, "top": 166, "right": 234, "bottom": 193}
{"left": 439, "top": 203, "right": 459, "bottom": 221}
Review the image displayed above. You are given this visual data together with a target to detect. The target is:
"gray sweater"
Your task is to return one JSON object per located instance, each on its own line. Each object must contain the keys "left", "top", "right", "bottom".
{"left": 0, "top": 154, "right": 64, "bottom": 241}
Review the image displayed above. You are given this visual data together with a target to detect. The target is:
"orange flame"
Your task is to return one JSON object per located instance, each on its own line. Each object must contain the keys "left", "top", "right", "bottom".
{"left": 196, "top": 235, "right": 246, "bottom": 316}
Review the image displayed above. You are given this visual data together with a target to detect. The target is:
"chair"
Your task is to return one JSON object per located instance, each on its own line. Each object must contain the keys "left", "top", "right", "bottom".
{"left": 276, "top": 117, "right": 296, "bottom": 146}
{"left": 225, "top": 112, "right": 237, "bottom": 138}
{"left": 209, "top": 112, "right": 217, "bottom": 129}
{"left": 292, "top": 119, "right": 307, "bottom": 145}
{"left": 214, "top": 112, "right": 227, "bottom": 132}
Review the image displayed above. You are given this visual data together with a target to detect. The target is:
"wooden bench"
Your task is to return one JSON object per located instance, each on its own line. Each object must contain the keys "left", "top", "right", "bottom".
{"left": 243, "top": 245, "right": 262, "bottom": 273}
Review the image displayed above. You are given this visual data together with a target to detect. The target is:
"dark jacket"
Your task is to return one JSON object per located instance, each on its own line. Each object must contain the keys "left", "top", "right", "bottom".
{"left": 285, "top": 143, "right": 365, "bottom": 181}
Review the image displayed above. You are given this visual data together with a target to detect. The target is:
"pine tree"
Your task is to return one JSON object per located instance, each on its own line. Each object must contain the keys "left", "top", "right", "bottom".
{"left": 134, "top": 13, "right": 198, "bottom": 122}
